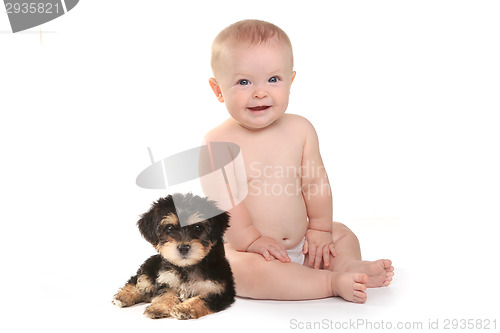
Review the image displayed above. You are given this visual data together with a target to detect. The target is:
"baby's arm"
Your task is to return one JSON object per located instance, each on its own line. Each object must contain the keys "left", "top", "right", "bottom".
{"left": 201, "top": 136, "right": 289, "bottom": 262}
{"left": 300, "top": 118, "right": 336, "bottom": 268}
{"left": 225, "top": 202, "right": 290, "bottom": 262}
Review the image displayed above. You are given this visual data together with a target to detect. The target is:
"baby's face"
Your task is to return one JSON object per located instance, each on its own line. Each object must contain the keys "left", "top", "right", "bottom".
{"left": 211, "top": 39, "right": 295, "bottom": 130}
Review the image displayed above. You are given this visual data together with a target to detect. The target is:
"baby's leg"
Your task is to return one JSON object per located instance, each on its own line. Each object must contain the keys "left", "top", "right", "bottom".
{"left": 225, "top": 244, "right": 368, "bottom": 303}
{"left": 328, "top": 222, "right": 394, "bottom": 287}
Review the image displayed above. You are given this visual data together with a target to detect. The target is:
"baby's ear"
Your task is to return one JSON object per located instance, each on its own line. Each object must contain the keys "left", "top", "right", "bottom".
{"left": 137, "top": 208, "right": 159, "bottom": 246}
{"left": 209, "top": 78, "right": 224, "bottom": 103}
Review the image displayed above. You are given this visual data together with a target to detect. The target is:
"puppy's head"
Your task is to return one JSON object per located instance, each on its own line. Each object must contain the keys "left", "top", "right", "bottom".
{"left": 137, "top": 193, "right": 229, "bottom": 267}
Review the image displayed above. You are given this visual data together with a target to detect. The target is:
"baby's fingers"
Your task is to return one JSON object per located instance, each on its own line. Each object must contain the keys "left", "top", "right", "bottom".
{"left": 313, "top": 247, "right": 323, "bottom": 269}
{"left": 322, "top": 244, "right": 336, "bottom": 268}
{"left": 322, "top": 245, "right": 331, "bottom": 267}
{"left": 307, "top": 243, "right": 317, "bottom": 267}
{"left": 329, "top": 244, "right": 337, "bottom": 257}
{"left": 261, "top": 249, "right": 273, "bottom": 261}
{"left": 269, "top": 247, "right": 290, "bottom": 263}
{"left": 308, "top": 244, "right": 323, "bottom": 269}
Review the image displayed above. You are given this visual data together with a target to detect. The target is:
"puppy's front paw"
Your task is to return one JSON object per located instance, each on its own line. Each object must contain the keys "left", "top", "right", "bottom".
{"left": 144, "top": 304, "right": 172, "bottom": 319}
{"left": 112, "top": 297, "right": 125, "bottom": 307}
{"left": 143, "top": 292, "right": 180, "bottom": 319}
{"left": 113, "top": 287, "right": 140, "bottom": 308}
{"left": 170, "top": 304, "right": 196, "bottom": 320}
{"left": 171, "top": 297, "right": 212, "bottom": 320}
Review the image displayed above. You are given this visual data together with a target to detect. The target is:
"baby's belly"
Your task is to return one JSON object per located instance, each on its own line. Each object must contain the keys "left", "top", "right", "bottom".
{"left": 245, "top": 179, "right": 309, "bottom": 249}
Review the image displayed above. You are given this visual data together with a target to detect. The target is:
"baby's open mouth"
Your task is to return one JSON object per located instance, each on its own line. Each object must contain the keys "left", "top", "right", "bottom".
{"left": 248, "top": 105, "right": 271, "bottom": 111}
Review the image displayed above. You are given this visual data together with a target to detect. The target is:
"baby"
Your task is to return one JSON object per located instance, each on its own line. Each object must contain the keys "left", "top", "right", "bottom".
{"left": 205, "top": 19, "right": 394, "bottom": 303}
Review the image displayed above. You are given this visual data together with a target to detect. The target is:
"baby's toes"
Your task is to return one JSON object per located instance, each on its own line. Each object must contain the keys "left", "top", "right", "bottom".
{"left": 353, "top": 290, "right": 367, "bottom": 303}
{"left": 381, "top": 259, "right": 392, "bottom": 269}
{"left": 354, "top": 282, "right": 367, "bottom": 292}
{"left": 384, "top": 268, "right": 394, "bottom": 286}
{"left": 384, "top": 275, "right": 393, "bottom": 286}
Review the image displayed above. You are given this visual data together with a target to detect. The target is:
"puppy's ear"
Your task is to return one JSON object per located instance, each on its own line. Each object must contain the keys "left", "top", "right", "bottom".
{"left": 137, "top": 208, "right": 159, "bottom": 246}
{"left": 209, "top": 211, "right": 230, "bottom": 242}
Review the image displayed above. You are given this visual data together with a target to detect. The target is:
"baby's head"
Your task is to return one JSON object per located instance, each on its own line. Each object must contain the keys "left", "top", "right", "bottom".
{"left": 209, "top": 20, "right": 296, "bottom": 130}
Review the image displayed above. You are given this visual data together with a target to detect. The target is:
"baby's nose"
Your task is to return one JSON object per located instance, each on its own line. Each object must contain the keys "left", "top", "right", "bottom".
{"left": 253, "top": 88, "right": 268, "bottom": 99}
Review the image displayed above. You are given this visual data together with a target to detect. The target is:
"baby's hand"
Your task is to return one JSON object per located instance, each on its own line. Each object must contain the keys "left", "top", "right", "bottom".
{"left": 303, "top": 229, "right": 336, "bottom": 269}
{"left": 247, "top": 236, "right": 291, "bottom": 263}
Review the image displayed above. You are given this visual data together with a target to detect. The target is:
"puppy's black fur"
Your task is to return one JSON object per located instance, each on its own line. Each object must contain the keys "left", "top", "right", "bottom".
{"left": 113, "top": 193, "right": 235, "bottom": 319}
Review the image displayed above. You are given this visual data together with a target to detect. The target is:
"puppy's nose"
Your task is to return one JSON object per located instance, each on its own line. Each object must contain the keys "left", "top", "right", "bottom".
{"left": 177, "top": 244, "right": 191, "bottom": 255}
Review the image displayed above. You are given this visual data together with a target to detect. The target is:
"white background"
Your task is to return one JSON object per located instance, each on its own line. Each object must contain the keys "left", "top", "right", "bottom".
{"left": 1, "top": 1, "right": 499, "bottom": 332}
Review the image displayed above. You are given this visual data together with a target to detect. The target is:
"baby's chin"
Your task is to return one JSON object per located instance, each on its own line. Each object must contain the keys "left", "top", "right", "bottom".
{"left": 236, "top": 117, "right": 280, "bottom": 131}
{"left": 234, "top": 110, "right": 285, "bottom": 130}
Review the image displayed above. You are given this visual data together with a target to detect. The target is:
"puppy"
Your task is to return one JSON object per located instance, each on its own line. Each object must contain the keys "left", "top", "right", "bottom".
{"left": 113, "top": 193, "right": 235, "bottom": 319}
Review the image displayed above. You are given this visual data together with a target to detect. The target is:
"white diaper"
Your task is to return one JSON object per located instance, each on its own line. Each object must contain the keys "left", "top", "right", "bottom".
{"left": 287, "top": 237, "right": 306, "bottom": 265}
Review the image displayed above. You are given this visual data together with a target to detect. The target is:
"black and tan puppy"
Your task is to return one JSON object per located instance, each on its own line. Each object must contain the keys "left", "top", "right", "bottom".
{"left": 113, "top": 193, "right": 235, "bottom": 319}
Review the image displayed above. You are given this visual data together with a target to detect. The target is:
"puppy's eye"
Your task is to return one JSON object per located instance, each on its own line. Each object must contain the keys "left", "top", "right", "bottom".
{"left": 165, "top": 225, "right": 175, "bottom": 233}
{"left": 193, "top": 224, "right": 203, "bottom": 232}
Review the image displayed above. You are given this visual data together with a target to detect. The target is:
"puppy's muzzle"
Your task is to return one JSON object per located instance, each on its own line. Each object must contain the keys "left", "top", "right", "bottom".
{"left": 177, "top": 244, "right": 191, "bottom": 255}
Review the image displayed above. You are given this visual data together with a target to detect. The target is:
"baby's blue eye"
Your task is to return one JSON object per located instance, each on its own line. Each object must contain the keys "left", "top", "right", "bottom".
{"left": 238, "top": 79, "right": 250, "bottom": 86}
{"left": 269, "top": 77, "right": 279, "bottom": 83}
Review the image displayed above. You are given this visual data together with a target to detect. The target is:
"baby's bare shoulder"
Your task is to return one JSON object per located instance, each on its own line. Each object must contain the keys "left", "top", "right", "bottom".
{"left": 282, "top": 114, "right": 317, "bottom": 134}
{"left": 204, "top": 119, "right": 233, "bottom": 142}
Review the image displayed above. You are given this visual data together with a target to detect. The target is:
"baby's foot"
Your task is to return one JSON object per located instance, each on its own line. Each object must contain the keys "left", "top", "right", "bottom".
{"left": 344, "top": 259, "right": 394, "bottom": 288}
{"left": 331, "top": 272, "right": 368, "bottom": 303}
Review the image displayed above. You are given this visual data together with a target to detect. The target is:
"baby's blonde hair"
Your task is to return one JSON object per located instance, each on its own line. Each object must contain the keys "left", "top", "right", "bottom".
{"left": 211, "top": 19, "right": 293, "bottom": 75}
